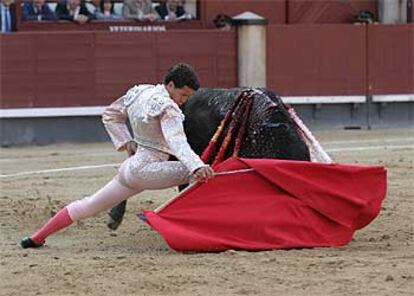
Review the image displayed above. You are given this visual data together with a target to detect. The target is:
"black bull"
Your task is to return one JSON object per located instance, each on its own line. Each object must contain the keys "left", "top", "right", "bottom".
{"left": 107, "top": 88, "right": 310, "bottom": 230}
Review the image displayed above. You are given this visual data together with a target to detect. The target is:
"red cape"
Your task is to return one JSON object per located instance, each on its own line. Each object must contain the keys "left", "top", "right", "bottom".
{"left": 142, "top": 158, "right": 387, "bottom": 252}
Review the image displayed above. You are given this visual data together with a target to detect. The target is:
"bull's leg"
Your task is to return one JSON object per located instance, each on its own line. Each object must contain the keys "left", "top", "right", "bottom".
{"left": 107, "top": 200, "right": 127, "bottom": 230}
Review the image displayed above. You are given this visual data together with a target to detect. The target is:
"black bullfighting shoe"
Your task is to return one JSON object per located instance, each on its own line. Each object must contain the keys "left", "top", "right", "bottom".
{"left": 20, "top": 237, "right": 44, "bottom": 249}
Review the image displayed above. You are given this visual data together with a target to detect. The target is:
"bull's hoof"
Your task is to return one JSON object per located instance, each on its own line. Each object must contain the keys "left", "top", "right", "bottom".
{"left": 20, "top": 237, "right": 44, "bottom": 249}
{"left": 107, "top": 201, "right": 127, "bottom": 231}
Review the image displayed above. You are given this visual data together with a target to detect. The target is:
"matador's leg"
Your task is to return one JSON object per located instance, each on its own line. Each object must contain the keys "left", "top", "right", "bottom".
{"left": 21, "top": 175, "right": 141, "bottom": 248}
{"left": 107, "top": 158, "right": 190, "bottom": 230}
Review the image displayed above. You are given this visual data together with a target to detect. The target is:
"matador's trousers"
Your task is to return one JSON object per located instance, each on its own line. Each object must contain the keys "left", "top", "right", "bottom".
{"left": 66, "top": 147, "right": 190, "bottom": 221}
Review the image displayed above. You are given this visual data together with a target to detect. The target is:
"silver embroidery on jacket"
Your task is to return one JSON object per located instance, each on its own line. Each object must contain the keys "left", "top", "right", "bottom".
{"left": 102, "top": 84, "right": 205, "bottom": 175}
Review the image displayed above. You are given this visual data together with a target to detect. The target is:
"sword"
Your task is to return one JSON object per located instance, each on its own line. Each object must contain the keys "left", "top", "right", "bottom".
{"left": 214, "top": 168, "right": 255, "bottom": 176}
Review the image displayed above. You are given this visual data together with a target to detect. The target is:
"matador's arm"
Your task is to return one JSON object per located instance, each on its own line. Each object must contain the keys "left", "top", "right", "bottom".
{"left": 160, "top": 106, "right": 207, "bottom": 174}
{"left": 102, "top": 96, "right": 133, "bottom": 151}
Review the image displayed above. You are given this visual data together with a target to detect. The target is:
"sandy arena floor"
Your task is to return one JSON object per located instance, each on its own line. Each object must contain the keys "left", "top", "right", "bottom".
{"left": 0, "top": 128, "right": 413, "bottom": 296}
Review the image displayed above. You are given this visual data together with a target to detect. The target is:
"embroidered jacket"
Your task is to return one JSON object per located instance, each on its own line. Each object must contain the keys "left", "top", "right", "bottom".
{"left": 102, "top": 84, "right": 205, "bottom": 173}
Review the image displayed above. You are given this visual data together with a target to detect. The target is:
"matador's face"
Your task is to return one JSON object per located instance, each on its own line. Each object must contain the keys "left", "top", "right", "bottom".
{"left": 166, "top": 81, "right": 196, "bottom": 106}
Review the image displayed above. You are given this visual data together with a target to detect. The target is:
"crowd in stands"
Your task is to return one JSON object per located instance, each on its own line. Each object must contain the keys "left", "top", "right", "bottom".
{"left": 0, "top": 0, "right": 194, "bottom": 32}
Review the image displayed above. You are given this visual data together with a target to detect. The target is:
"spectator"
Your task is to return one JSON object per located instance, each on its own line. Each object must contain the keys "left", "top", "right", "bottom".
{"left": 84, "top": 0, "right": 98, "bottom": 15}
{"left": 123, "top": 0, "right": 158, "bottom": 21}
{"left": 156, "top": 0, "right": 190, "bottom": 21}
{"left": 22, "top": 0, "right": 58, "bottom": 21}
{"left": 95, "top": 0, "right": 123, "bottom": 20}
{"left": 56, "top": 0, "right": 95, "bottom": 24}
{"left": 353, "top": 10, "right": 376, "bottom": 24}
{"left": 213, "top": 14, "right": 232, "bottom": 31}
{"left": 0, "top": 0, "right": 16, "bottom": 32}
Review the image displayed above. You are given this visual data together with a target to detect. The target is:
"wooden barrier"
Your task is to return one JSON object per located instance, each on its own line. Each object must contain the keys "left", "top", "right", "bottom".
{"left": 368, "top": 24, "right": 414, "bottom": 95}
{"left": 1, "top": 24, "right": 412, "bottom": 109}
{"left": 287, "top": 0, "right": 377, "bottom": 24}
{"left": 0, "top": 30, "right": 237, "bottom": 108}
{"left": 199, "top": 0, "right": 286, "bottom": 27}
{"left": 18, "top": 20, "right": 203, "bottom": 32}
{"left": 266, "top": 24, "right": 367, "bottom": 96}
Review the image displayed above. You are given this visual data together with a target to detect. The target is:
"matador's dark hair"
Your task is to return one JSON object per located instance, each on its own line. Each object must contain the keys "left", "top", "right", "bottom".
{"left": 164, "top": 63, "right": 200, "bottom": 90}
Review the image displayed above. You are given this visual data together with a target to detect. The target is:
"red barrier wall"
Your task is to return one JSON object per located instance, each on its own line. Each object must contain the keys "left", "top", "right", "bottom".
{"left": 267, "top": 24, "right": 367, "bottom": 96}
{"left": 1, "top": 24, "right": 412, "bottom": 109}
{"left": 288, "top": 0, "right": 377, "bottom": 23}
{"left": 1, "top": 33, "right": 37, "bottom": 108}
{"left": 200, "top": 0, "right": 286, "bottom": 27}
{"left": 0, "top": 30, "right": 237, "bottom": 108}
{"left": 18, "top": 20, "right": 203, "bottom": 32}
{"left": 368, "top": 24, "right": 414, "bottom": 94}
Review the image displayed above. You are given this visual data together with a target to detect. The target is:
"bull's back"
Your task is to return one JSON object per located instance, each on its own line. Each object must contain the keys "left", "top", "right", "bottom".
{"left": 182, "top": 88, "right": 310, "bottom": 161}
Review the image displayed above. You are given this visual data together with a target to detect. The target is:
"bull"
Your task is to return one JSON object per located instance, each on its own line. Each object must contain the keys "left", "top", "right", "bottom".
{"left": 107, "top": 87, "right": 320, "bottom": 230}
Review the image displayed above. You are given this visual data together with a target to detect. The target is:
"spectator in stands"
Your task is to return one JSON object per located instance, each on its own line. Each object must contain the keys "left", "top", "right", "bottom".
{"left": 56, "top": 0, "right": 95, "bottom": 24}
{"left": 156, "top": 0, "right": 190, "bottom": 21}
{"left": 83, "top": 0, "right": 100, "bottom": 16}
{"left": 22, "top": 0, "right": 58, "bottom": 21}
{"left": 95, "top": 0, "right": 123, "bottom": 20}
{"left": 0, "top": 0, "right": 17, "bottom": 32}
{"left": 213, "top": 14, "right": 232, "bottom": 31}
{"left": 123, "top": 0, "right": 158, "bottom": 21}
{"left": 353, "top": 10, "right": 376, "bottom": 24}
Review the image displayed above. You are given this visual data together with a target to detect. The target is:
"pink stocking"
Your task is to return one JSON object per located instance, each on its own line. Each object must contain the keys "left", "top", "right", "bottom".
{"left": 31, "top": 207, "right": 73, "bottom": 245}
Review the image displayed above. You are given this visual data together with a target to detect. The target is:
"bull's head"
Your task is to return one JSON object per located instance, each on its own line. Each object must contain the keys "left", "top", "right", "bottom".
{"left": 239, "top": 89, "right": 310, "bottom": 161}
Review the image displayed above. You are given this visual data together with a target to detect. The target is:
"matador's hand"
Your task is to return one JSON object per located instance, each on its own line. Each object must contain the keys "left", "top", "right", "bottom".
{"left": 193, "top": 165, "right": 214, "bottom": 182}
{"left": 125, "top": 141, "right": 137, "bottom": 157}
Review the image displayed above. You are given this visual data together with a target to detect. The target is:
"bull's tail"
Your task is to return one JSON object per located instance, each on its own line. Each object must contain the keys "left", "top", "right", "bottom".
{"left": 287, "top": 107, "right": 332, "bottom": 163}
